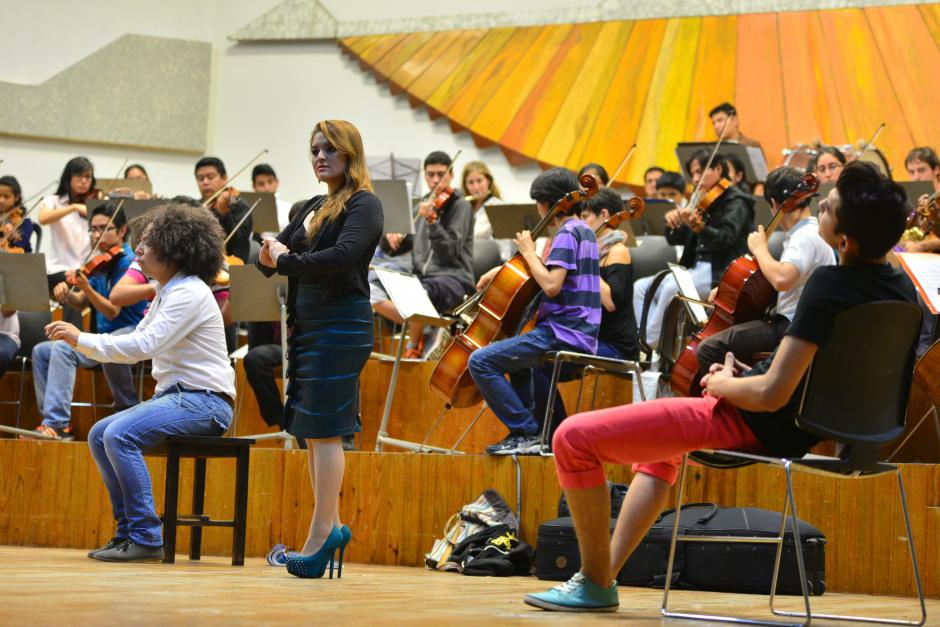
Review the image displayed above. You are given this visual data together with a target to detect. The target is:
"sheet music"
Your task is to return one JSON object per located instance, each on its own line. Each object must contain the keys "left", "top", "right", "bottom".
{"left": 896, "top": 252, "right": 940, "bottom": 314}
{"left": 668, "top": 263, "right": 709, "bottom": 325}
{"left": 374, "top": 267, "right": 440, "bottom": 320}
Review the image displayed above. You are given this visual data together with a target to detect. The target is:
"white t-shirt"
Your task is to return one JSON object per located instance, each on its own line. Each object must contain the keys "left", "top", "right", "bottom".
{"left": 776, "top": 217, "right": 837, "bottom": 320}
{"left": 40, "top": 194, "right": 90, "bottom": 274}
{"left": 276, "top": 195, "right": 293, "bottom": 231}
{"left": 0, "top": 311, "right": 20, "bottom": 347}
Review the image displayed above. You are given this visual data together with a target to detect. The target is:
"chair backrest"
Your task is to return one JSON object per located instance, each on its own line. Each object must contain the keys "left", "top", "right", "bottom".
{"left": 796, "top": 301, "right": 921, "bottom": 467}
{"left": 16, "top": 309, "right": 53, "bottom": 358}
{"left": 30, "top": 224, "right": 42, "bottom": 253}
{"left": 631, "top": 236, "right": 676, "bottom": 281}
{"left": 472, "top": 238, "right": 502, "bottom": 281}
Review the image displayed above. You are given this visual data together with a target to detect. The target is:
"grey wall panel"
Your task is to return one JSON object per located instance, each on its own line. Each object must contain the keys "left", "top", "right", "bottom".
{"left": 0, "top": 35, "right": 211, "bottom": 154}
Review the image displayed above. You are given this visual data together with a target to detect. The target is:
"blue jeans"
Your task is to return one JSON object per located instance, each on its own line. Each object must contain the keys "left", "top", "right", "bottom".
{"left": 531, "top": 339, "right": 624, "bottom": 435}
{"left": 468, "top": 325, "right": 573, "bottom": 435}
{"left": 87, "top": 387, "right": 232, "bottom": 547}
{"left": 33, "top": 331, "right": 139, "bottom": 429}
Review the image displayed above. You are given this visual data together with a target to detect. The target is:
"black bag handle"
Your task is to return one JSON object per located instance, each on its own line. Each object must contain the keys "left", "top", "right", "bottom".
{"left": 655, "top": 502, "right": 719, "bottom": 525}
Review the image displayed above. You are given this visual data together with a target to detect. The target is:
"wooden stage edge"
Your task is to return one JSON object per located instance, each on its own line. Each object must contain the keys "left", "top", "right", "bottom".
{"left": 0, "top": 440, "right": 938, "bottom": 601}
{"left": 0, "top": 548, "right": 934, "bottom": 626}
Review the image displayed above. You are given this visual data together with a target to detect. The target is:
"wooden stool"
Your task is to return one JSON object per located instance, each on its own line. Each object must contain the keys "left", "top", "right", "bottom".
{"left": 146, "top": 435, "right": 255, "bottom": 565}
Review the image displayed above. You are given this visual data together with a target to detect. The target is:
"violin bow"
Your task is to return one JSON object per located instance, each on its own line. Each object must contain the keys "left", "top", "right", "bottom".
{"left": 203, "top": 149, "right": 269, "bottom": 208}
{"left": 608, "top": 144, "right": 637, "bottom": 185}
{"left": 685, "top": 113, "right": 736, "bottom": 212}
{"left": 99, "top": 159, "right": 130, "bottom": 199}
{"left": 0, "top": 180, "right": 56, "bottom": 248}
{"left": 857, "top": 123, "right": 886, "bottom": 160}
{"left": 223, "top": 198, "right": 262, "bottom": 247}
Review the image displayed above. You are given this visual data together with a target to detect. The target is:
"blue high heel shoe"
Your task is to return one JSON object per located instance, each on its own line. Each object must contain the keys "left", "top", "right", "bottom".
{"left": 286, "top": 527, "right": 344, "bottom": 579}
{"left": 336, "top": 525, "right": 352, "bottom": 579}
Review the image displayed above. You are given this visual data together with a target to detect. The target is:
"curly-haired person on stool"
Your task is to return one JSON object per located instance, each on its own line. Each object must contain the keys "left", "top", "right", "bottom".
{"left": 45, "top": 204, "right": 236, "bottom": 562}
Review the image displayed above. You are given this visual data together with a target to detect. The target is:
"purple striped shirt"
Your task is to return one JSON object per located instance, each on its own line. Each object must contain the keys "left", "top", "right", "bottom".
{"left": 537, "top": 218, "right": 601, "bottom": 353}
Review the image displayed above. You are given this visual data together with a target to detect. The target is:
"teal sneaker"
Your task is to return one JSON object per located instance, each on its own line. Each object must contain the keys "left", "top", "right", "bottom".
{"left": 524, "top": 572, "right": 619, "bottom": 613}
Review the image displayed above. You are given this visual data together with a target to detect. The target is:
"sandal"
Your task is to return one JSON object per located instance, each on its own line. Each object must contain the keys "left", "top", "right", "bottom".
{"left": 19, "top": 424, "right": 74, "bottom": 441}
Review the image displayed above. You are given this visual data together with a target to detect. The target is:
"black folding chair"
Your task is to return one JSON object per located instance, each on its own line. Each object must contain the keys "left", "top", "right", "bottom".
{"left": 0, "top": 310, "right": 51, "bottom": 429}
{"left": 661, "top": 301, "right": 927, "bottom": 626}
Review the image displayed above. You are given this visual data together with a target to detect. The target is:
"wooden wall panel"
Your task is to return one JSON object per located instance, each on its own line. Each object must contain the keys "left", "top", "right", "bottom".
{"left": 472, "top": 25, "right": 574, "bottom": 144}
{"left": 683, "top": 15, "right": 737, "bottom": 142}
{"left": 778, "top": 11, "right": 848, "bottom": 150}
{"left": 501, "top": 23, "right": 605, "bottom": 163}
{"left": 341, "top": 6, "right": 939, "bottom": 184}
{"left": 818, "top": 8, "right": 914, "bottom": 176}
{"left": 735, "top": 13, "right": 788, "bottom": 171}
{"left": 865, "top": 6, "right": 940, "bottom": 148}
{"left": 629, "top": 17, "right": 701, "bottom": 181}
{"left": 580, "top": 19, "right": 667, "bottom": 184}
{"left": 1, "top": 440, "right": 938, "bottom": 599}
{"left": 538, "top": 21, "right": 634, "bottom": 170}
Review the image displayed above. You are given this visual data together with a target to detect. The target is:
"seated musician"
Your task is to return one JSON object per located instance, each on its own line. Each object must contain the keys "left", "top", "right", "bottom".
{"left": 633, "top": 149, "right": 754, "bottom": 352}
{"left": 579, "top": 163, "right": 610, "bottom": 186}
{"left": 531, "top": 188, "right": 639, "bottom": 437}
{"left": 653, "top": 171, "right": 686, "bottom": 204}
{"left": 469, "top": 168, "right": 601, "bottom": 456}
{"left": 462, "top": 160, "right": 509, "bottom": 262}
{"left": 694, "top": 166, "right": 836, "bottom": 377}
{"left": 29, "top": 203, "right": 147, "bottom": 440}
{"left": 45, "top": 204, "right": 235, "bottom": 562}
{"left": 643, "top": 167, "right": 665, "bottom": 198}
{"left": 195, "top": 157, "right": 253, "bottom": 263}
{"left": 709, "top": 102, "right": 761, "bottom": 148}
{"left": 810, "top": 146, "right": 846, "bottom": 184}
{"left": 724, "top": 153, "right": 751, "bottom": 194}
{"left": 0, "top": 176, "right": 33, "bottom": 252}
{"left": 252, "top": 163, "right": 293, "bottom": 231}
{"left": 899, "top": 147, "right": 940, "bottom": 254}
{"left": 524, "top": 161, "right": 914, "bottom": 613}
{"left": 372, "top": 151, "right": 474, "bottom": 360}
{"left": 120, "top": 163, "right": 152, "bottom": 199}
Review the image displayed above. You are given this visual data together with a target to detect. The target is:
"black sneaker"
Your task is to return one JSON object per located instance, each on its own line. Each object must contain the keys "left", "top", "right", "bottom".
{"left": 93, "top": 540, "right": 163, "bottom": 562}
{"left": 514, "top": 433, "right": 543, "bottom": 455}
{"left": 87, "top": 536, "right": 128, "bottom": 558}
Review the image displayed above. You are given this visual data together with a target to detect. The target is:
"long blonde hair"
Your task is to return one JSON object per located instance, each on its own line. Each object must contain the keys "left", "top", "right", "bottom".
{"left": 306, "top": 120, "right": 372, "bottom": 240}
{"left": 461, "top": 161, "right": 501, "bottom": 200}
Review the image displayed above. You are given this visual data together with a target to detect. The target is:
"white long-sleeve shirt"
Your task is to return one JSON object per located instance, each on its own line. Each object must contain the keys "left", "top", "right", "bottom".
{"left": 76, "top": 273, "right": 235, "bottom": 399}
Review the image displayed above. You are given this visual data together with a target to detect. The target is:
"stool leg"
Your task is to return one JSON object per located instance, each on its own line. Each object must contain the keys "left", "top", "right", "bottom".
{"left": 189, "top": 457, "right": 207, "bottom": 560}
{"left": 163, "top": 451, "right": 180, "bottom": 564}
{"left": 232, "top": 447, "right": 250, "bottom": 566}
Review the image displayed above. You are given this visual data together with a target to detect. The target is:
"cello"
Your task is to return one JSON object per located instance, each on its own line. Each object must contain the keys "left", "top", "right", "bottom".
{"left": 671, "top": 172, "right": 819, "bottom": 397}
{"left": 429, "top": 173, "right": 600, "bottom": 408}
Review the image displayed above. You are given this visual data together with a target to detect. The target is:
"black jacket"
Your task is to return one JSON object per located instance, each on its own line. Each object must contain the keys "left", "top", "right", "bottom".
{"left": 665, "top": 184, "right": 755, "bottom": 287}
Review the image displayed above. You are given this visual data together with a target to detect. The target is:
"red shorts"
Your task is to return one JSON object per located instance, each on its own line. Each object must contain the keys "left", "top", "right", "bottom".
{"left": 552, "top": 395, "right": 765, "bottom": 487}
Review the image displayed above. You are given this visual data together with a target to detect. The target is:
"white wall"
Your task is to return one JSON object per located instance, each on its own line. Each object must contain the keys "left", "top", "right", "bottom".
{"left": 2, "top": 0, "right": 593, "bottom": 258}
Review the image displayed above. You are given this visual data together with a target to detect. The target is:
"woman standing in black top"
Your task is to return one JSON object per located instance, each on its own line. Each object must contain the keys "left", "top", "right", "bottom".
{"left": 532, "top": 188, "right": 639, "bottom": 434}
{"left": 257, "top": 120, "right": 383, "bottom": 579}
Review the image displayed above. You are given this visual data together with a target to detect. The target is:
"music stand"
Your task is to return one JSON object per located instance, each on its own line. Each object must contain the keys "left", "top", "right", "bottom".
{"left": 86, "top": 198, "right": 163, "bottom": 223}
{"left": 96, "top": 178, "right": 153, "bottom": 196}
{"left": 372, "top": 267, "right": 454, "bottom": 454}
{"left": 373, "top": 180, "right": 415, "bottom": 235}
{"left": 487, "top": 203, "right": 541, "bottom": 239}
{"left": 753, "top": 197, "right": 773, "bottom": 227}
{"left": 238, "top": 192, "right": 279, "bottom": 234}
{"left": 676, "top": 142, "right": 769, "bottom": 185}
{"left": 668, "top": 262, "right": 710, "bottom": 327}
{"left": 633, "top": 198, "right": 674, "bottom": 236}
{"left": 900, "top": 181, "right": 935, "bottom": 204}
{"left": 0, "top": 254, "right": 55, "bottom": 439}
{"left": 229, "top": 265, "right": 292, "bottom": 446}
{"left": 0, "top": 253, "right": 49, "bottom": 312}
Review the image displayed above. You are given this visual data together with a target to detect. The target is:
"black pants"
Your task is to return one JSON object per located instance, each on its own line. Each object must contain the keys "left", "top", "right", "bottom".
{"left": 244, "top": 343, "right": 283, "bottom": 427}
{"left": 696, "top": 316, "right": 790, "bottom": 375}
{"left": 0, "top": 334, "right": 18, "bottom": 378}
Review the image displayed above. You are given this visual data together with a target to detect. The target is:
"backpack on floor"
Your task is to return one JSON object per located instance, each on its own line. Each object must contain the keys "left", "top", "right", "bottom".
{"left": 425, "top": 489, "right": 518, "bottom": 571}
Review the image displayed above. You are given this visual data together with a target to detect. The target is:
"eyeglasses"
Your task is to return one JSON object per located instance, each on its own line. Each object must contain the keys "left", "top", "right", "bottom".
{"left": 88, "top": 225, "right": 118, "bottom": 234}
{"left": 73, "top": 173, "right": 94, "bottom": 181}
{"left": 816, "top": 163, "right": 843, "bottom": 174}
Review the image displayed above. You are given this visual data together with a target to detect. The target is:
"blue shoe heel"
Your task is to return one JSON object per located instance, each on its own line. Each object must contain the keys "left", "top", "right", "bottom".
{"left": 336, "top": 525, "right": 352, "bottom": 579}
{"left": 286, "top": 527, "right": 344, "bottom": 579}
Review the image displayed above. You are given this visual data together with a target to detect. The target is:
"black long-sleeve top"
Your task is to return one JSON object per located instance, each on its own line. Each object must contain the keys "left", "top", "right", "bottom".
{"left": 212, "top": 196, "right": 254, "bottom": 263}
{"left": 664, "top": 184, "right": 755, "bottom": 287}
{"left": 256, "top": 191, "right": 384, "bottom": 324}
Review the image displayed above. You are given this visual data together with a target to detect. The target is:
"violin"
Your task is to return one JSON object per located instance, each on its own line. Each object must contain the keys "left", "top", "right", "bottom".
{"left": 423, "top": 187, "right": 455, "bottom": 224}
{"left": 0, "top": 208, "right": 25, "bottom": 254}
{"left": 597, "top": 198, "right": 645, "bottom": 232}
{"left": 66, "top": 245, "right": 125, "bottom": 285}
{"left": 212, "top": 198, "right": 261, "bottom": 288}
{"left": 687, "top": 178, "right": 732, "bottom": 220}
{"left": 213, "top": 187, "right": 240, "bottom": 215}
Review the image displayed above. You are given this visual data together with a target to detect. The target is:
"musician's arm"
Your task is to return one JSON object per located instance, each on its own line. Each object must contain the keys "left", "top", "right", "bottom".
{"left": 520, "top": 248, "right": 567, "bottom": 297}
{"left": 698, "top": 200, "right": 750, "bottom": 250}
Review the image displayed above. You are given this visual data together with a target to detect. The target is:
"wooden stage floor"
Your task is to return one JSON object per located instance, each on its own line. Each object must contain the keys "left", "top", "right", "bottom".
{"left": 0, "top": 547, "right": 932, "bottom": 626}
